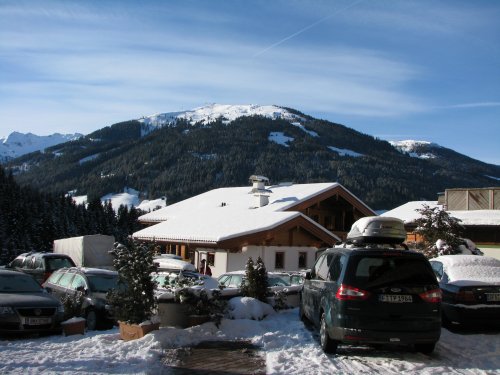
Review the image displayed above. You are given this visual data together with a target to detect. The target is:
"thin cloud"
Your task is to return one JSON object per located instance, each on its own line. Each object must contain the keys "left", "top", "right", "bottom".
{"left": 444, "top": 102, "right": 500, "bottom": 109}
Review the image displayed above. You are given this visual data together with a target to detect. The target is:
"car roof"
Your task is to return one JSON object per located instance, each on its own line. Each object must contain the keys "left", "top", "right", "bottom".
{"left": 53, "top": 267, "right": 118, "bottom": 276}
{"left": 15, "top": 252, "right": 72, "bottom": 258}
{"left": 323, "top": 247, "right": 424, "bottom": 258}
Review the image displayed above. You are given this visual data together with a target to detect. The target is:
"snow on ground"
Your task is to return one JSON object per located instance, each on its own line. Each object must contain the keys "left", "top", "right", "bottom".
{"left": 328, "top": 146, "right": 364, "bottom": 157}
{"left": 139, "top": 104, "right": 303, "bottom": 128}
{"left": 1, "top": 306, "right": 499, "bottom": 375}
{"left": 268, "top": 132, "right": 294, "bottom": 147}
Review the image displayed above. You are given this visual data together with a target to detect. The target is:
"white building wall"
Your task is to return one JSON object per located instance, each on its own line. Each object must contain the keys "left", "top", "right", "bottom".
{"left": 229, "top": 246, "right": 318, "bottom": 273}
{"left": 196, "top": 245, "right": 320, "bottom": 277}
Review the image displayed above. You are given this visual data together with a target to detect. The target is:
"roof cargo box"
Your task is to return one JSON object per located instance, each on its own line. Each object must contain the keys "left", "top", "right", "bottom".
{"left": 347, "top": 216, "right": 406, "bottom": 244}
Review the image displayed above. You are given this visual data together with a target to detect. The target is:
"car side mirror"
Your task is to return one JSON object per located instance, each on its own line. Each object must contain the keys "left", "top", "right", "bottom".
{"left": 44, "top": 287, "right": 52, "bottom": 294}
{"left": 305, "top": 271, "right": 312, "bottom": 280}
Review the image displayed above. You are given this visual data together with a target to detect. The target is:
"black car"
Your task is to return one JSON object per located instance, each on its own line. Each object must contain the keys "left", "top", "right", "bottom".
{"left": 300, "top": 217, "right": 442, "bottom": 354}
{"left": 43, "top": 267, "right": 119, "bottom": 330}
{"left": 6, "top": 252, "right": 76, "bottom": 284}
{"left": 429, "top": 255, "right": 500, "bottom": 328}
{"left": 0, "top": 269, "right": 64, "bottom": 334}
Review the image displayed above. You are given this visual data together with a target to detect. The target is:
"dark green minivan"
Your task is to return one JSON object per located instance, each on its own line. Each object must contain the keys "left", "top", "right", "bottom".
{"left": 300, "top": 247, "right": 442, "bottom": 354}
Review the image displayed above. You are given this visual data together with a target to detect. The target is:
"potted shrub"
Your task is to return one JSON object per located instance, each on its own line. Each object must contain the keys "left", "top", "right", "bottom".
{"left": 60, "top": 290, "right": 86, "bottom": 336}
{"left": 107, "top": 240, "right": 159, "bottom": 341}
{"left": 164, "top": 275, "right": 227, "bottom": 328}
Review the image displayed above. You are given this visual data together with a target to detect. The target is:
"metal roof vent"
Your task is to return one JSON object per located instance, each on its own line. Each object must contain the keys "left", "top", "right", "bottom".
{"left": 249, "top": 175, "right": 272, "bottom": 207}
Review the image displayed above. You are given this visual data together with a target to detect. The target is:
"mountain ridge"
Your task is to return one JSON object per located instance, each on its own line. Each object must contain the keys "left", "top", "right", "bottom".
{"left": 4, "top": 104, "right": 500, "bottom": 210}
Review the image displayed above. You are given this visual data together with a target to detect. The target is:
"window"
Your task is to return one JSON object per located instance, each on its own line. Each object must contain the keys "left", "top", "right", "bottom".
{"left": 71, "top": 274, "right": 87, "bottom": 290}
{"left": 298, "top": 252, "right": 307, "bottom": 269}
{"left": 207, "top": 253, "right": 215, "bottom": 266}
{"left": 275, "top": 252, "right": 284, "bottom": 269}
{"left": 34, "top": 258, "right": 43, "bottom": 270}
{"left": 57, "top": 272, "right": 75, "bottom": 288}
{"left": 328, "top": 255, "right": 345, "bottom": 282}
{"left": 317, "top": 253, "right": 335, "bottom": 280}
{"left": 431, "top": 262, "right": 443, "bottom": 280}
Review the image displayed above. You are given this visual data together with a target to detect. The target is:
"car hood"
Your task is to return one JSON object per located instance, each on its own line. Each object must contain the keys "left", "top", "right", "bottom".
{"left": 0, "top": 292, "right": 61, "bottom": 307}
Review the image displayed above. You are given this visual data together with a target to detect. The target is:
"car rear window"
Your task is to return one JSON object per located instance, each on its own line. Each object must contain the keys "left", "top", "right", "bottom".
{"left": 45, "top": 257, "right": 75, "bottom": 271}
{"left": 346, "top": 255, "right": 436, "bottom": 288}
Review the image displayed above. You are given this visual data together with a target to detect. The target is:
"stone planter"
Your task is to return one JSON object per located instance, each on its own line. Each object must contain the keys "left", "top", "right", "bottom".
{"left": 119, "top": 321, "right": 160, "bottom": 341}
{"left": 61, "top": 317, "right": 86, "bottom": 336}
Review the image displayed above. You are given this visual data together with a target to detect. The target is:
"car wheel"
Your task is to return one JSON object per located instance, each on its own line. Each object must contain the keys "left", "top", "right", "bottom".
{"left": 86, "top": 309, "right": 97, "bottom": 331}
{"left": 415, "top": 342, "right": 436, "bottom": 354}
{"left": 320, "top": 312, "right": 338, "bottom": 354}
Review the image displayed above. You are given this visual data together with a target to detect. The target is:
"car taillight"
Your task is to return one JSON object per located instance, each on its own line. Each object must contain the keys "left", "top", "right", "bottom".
{"left": 419, "top": 289, "right": 442, "bottom": 303}
{"left": 336, "top": 284, "right": 370, "bottom": 301}
{"left": 456, "top": 290, "right": 476, "bottom": 303}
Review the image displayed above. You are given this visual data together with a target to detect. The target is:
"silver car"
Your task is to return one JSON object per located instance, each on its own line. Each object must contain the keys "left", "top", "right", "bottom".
{"left": 0, "top": 269, "right": 64, "bottom": 334}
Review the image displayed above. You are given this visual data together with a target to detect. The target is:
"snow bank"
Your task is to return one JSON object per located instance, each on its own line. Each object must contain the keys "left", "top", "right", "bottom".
{"left": 227, "top": 297, "right": 275, "bottom": 320}
{"left": 1, "top": 308, "right": 500, "bottom": 374}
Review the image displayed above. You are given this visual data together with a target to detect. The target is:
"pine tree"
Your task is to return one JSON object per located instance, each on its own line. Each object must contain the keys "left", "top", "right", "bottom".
{"left": 241, "top": 256, "right": 269, "bottom": 303}
{"left": 414, "top": 204, "right": 463, "bottom": 258}
{"left": 107, "top": 239, "right": 158, "bottom": 324}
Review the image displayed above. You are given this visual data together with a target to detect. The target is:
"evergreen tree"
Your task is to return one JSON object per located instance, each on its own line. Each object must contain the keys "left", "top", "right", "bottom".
{"left": 107, "top": 240, "right": 158, "bottom": 324}
{"left": 241, "top": 256, "right": 269, "bottom": 303}
{"left": 414, "top": 204, "right": 463, "bottom": 258}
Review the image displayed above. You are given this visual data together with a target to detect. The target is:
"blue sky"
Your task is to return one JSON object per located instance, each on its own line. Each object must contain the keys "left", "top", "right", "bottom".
{"left": 1, "top": 0, "right": 499, "bottom": 165}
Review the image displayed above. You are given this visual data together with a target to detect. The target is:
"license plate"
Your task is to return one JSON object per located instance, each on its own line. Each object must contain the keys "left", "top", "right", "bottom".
{"left": 486, "top": 293, "right": 500, "bottom": 302}
{"left": 25, "top": 317, "right": 52, "bottom": 325}
{"left": 379, "top": 294, "right": 413, "bottom": 303}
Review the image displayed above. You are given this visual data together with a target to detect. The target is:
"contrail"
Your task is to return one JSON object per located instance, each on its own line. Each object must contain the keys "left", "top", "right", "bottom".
{"left": 253, "top": 0, "right": 365, "bottom": 58}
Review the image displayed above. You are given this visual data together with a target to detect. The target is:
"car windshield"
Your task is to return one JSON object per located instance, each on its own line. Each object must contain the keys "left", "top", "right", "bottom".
{"left": 268, "top": 276, "right": 290, "bottom": 286}
{"left": 45, "top": 257, "right": 75, "bottom": 271}
{"left": 86, "top": 274, "right": 119, "bottom": 293}
{"left": 346, "top": 255, "right": 437, "bottom": 288}
{"left": 0, "top": 274, "right": 43, "bottom": 293}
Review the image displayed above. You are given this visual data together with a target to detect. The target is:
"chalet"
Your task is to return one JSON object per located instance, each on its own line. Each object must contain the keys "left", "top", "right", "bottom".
{"left": 382, "top": 187, "right": 500, "bottom": 245}
{"left": 132, "top": 176, "right": 375, "bottom": 277}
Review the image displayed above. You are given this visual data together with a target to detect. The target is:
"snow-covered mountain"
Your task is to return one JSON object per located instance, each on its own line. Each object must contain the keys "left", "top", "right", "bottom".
{"left": 389, "top": 140, "right": 442, "bottom": 160}
{"left": 0, "top": 131, "right": 83, "bottom": 163}
{"left": 138, "top": 104, "right": 304, "bottom": 132}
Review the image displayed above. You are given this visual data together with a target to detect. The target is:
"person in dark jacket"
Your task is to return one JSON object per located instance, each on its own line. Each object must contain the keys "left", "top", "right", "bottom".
{"left": 199, "top": 259, "right": 212, "bottom": 276}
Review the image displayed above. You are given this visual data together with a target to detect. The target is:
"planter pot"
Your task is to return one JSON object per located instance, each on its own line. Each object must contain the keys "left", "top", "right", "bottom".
{"left": 188, "top": 314, "right": 211, "bottom": 327}
{"left": 157, "top": 300, "right": 190, "bottom": 328}
{"left": 61, "top": 317, "right": 86, "bottom": 336}
{"left": 119, "top": 321, "right": 160, "bottom": 341}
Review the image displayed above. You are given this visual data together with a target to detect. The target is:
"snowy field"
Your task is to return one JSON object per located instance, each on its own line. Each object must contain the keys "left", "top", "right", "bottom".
{"left": 1, "top": 306, "right": 499, "bottom": 375}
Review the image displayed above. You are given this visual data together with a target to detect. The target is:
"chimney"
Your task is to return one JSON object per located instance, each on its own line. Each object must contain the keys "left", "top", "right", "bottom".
{"left": 249, "top": 175, "right": 272, "bottom": 207}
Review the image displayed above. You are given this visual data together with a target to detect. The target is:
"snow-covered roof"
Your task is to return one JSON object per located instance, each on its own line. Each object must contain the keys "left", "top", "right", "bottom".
{"left": 381, "top": 201, "right": 439, "bottom": 224}
{"left": 381, "top": 201, "right": 500, "bottom": 226}
{"left": 431, "top": 255, "right": 500, "bottom": 286}
{"left": 134, "top": 182, "right": 370, "bottom": 244}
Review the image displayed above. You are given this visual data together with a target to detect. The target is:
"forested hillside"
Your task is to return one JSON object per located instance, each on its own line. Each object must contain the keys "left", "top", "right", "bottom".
{"left": 0, "top": 166, "right": 143, "bottom": 264}
{"left": 7, "top": 114, "right": 500, "bottom": 210}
